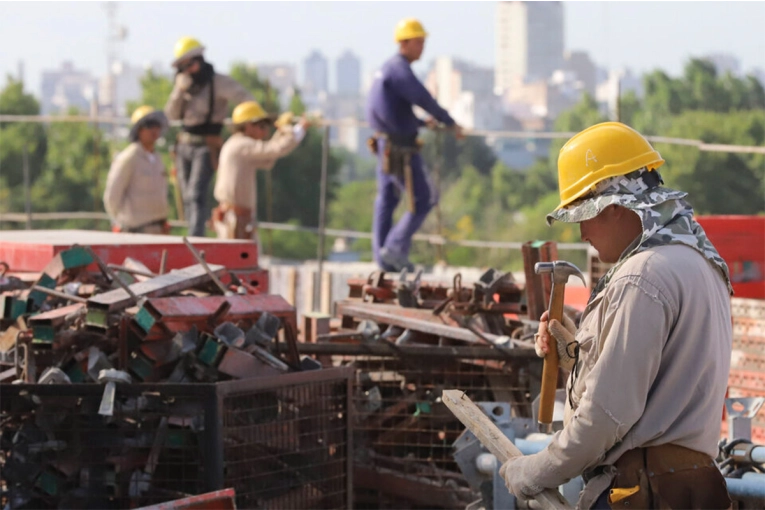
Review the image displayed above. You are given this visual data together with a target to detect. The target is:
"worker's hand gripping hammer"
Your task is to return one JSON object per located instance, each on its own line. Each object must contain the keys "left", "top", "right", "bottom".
{"left": 534, "top": 260, "right": 585, "bottom": 433}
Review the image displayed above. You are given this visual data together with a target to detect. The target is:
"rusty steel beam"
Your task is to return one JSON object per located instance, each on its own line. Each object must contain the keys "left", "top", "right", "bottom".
{"left": 87, "top": 263, "right": 226, "bottom": 311}
{"left": 336, "top": 301, "right": 523, "bottom": 347}
{"left": 522, "top": 241, "right": 558, "bottom": 321}
{"left": 292, "top": 340, "right": 536, "bottom": 359}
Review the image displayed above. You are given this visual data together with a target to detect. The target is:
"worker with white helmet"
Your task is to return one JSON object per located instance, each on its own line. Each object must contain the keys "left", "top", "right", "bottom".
{"left": 164, "top": 36, "right": 254, "bottom": 237}
{"left": 103, "top": 106, "right": 170, "bottom": 234}
{"left": 212, "top": 101, "right": 309, "bottom": 239}
{"left": 500, "top": 122, "right": 733, "bottom": 509}
{"left": 365, "top": 18, "right": 464, "bottom": 273}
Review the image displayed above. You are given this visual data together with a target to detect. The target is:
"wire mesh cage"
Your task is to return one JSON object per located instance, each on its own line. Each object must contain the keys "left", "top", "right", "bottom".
{"left": 331, "top": 353, "right": 542, "bottom": 509}
{"left": 0, "top": 367, "right": 352, "bottom": 510}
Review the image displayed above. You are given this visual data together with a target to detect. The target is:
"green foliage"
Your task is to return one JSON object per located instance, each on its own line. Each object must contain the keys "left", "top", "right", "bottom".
{"left": 229, "top": 63, "right": 281, "bottom": 114}
{"left": 125, "top": 70, "right": 174, "bottom": 113}
{"left": 0, "top": 76, "right": 47, "bottom": 211}
{"left": 421, "top": 130, "right": 498, "bottom": 181}
{"left": 31, "top": 108, "right": 111, "bottom": 219}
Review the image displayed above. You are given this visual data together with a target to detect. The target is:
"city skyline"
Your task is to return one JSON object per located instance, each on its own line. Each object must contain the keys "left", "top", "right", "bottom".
{"left": 2, "top": 2, "right": 763, "bottom": 97}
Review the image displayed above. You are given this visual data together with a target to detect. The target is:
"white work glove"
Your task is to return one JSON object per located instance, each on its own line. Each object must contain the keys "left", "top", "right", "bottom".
{"left": 499, "top": 456, "right": 545, "bottom": 501}
{"left": 534, "top": 311, "right": 578, "bottom": 371}
{"left": 175, "top": 73, "right": 193, "bottom": 92}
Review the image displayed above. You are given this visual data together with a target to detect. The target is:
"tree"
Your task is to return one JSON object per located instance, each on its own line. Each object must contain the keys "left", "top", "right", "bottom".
{"left": 125, "top": 70, "right": 174, "bottom": 113}
{"left": 229, "top": 63, "right": 281, "bottom": 114}
{"left": 0, "top": 76, "right": 47, "bottom": 215}
{"left": 26, "top": 107, "right": 112, "bottom": 228}
{"left": 420, "top": 129, "right": 498, "bottom": 180}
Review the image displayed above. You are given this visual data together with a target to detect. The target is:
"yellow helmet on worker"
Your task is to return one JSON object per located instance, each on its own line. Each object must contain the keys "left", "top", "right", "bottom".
{"left": 554, "top": 122, "right": 665, "bottom": 210}
{"left": 130, "top": 105, "right": 156, "bottom": 125}
{"left": 232, "top": 101, "right": 273, "bottom": 125}
{"left": 173, "top": 36, "right": 205, "bottom": 67}
{"left": 394, "top": 18, "right": 428, "bottom": 42}
{"left": 129, "top": 105, "right": 168, "bottom": 141}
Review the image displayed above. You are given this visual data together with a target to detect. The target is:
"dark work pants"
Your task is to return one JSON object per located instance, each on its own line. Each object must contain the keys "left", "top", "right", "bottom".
{"left": 176, "top": 142, "right": 214, "bottom": 237}
{"left": 372, "top": 140, "right": 437, "bottom": 266}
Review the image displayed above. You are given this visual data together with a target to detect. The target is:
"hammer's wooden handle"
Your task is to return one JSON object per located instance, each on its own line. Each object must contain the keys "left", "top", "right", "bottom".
{"left": 538, "top": 282, "right": 566, "bottom": 430}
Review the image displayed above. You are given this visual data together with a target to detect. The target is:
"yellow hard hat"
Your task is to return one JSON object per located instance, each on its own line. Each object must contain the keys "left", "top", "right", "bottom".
{"left": 130, "top": 105, "right": 155, "bottom": 125}
{"left": 173, "top": 36, "right": 205, "bottom": 67}
{"left": 394, "top": 18, "right": 428, "bottom": 42}
{"left": 232, "top": 101, "right": 272, "bottom": 125}
{"left": 555, "top": 122, "right": 665, "bottom": 210}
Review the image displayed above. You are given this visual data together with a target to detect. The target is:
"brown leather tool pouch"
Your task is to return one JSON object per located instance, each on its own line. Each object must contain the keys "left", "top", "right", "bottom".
{"left": 608, "top": 444, "right": 732, "bottom": 509}
{"left": 204, "top": 135, "right": 224, "bottom": 171}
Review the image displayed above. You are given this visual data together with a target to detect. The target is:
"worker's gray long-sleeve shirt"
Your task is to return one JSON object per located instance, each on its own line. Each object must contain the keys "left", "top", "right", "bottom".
{"left": 164, "top": 73, "right": 253, "bottom": 129}
{"left": 519, "top": 244, "right": 732, "bottom": 509}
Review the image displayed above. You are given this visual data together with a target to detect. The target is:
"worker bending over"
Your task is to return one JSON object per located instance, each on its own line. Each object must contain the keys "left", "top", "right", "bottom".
{"left": 103, "top": 106, "right": 170, "bottom": 234}
{"left": 212, "top": 101, "right": 308, "bottom": 240}
{"left": 501, "top": 122, "right": 733, "bottom": 509}
{"left": 164, "top": 36, "right": 253, "bottom": 237}
{"left": 365, "top": 18, "right": 464, "bottom": 272}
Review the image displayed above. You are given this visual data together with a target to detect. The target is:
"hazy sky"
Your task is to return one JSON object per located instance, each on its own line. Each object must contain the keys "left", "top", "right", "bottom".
{"left": 2, "top": 1, "right": 764, "bottom": 96}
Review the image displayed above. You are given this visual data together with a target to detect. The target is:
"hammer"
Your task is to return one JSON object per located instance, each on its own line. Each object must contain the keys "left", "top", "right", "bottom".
{"left": 534, "top": 261, "right": 585, "bottom": 433}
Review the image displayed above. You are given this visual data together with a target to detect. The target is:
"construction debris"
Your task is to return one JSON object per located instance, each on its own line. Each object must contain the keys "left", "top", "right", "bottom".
{"left": 0, "top": 236, "right": 351, "bottom": 510}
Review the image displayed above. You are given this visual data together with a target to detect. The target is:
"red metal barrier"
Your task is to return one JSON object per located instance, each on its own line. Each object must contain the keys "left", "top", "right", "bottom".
{"left": 697, "top": 216, "right": 765, "bottom": 299}
{"left": 134, "top": 488, "right": 237, "bottom": 510}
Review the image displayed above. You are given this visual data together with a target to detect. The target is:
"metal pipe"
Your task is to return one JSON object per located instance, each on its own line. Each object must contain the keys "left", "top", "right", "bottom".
{"left": 85, "top": 246, "right": 141, "bottom": 304}
{"left": 726, "top": 477, "right": 765, "bottom": 499}
{"left": 31, "top": 285, "right": 88, "bottom": 304}
{"left": 23, "top": 144, "right": 31, "bottom": 230}
{"left": 314, "top": 124, "right": 330, "bottom": 312}
{"left": 182, "top": 236, "right": 231, "bottom": 296}
{"left": 107, "top": 264, "right": 156, "bottom": 279}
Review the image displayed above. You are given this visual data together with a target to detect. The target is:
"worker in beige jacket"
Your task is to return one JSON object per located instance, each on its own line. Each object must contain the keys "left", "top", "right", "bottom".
{"left": 212, "top": 101, "right": 308, "bottom": 240}
{"left": 103, "top": 106, "right": 169, "bottom": 234}
{"left": 501, "top": 123, "right": 733, "bottom": 509}
{"left": 164, "top": 36, "right": 254, "bottom": 237}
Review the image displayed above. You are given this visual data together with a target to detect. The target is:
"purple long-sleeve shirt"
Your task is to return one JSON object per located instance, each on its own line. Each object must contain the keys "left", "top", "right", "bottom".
{"left": 366, "top": 54, "right": 455, "bottom": 138}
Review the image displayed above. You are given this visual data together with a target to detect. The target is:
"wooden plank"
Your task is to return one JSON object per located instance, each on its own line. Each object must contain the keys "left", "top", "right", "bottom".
{"left": 441, "top": 389, "right": 572, "bottom": 509}
{"left": 87, "top": 263, "right": 225, "bottom": 311}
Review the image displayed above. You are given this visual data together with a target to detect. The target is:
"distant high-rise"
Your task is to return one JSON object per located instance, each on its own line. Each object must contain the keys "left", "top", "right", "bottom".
{"left": 41, "top": 61, "right": 97, "bottom": 115}
{"left": 336, "top": 50, "right": 361, "bottom": 95}
{"left": 303, "top": 50, "right": 329, "bottom": 95}
{"left": 495, "top": 1, "right": 564, "bottom": 93}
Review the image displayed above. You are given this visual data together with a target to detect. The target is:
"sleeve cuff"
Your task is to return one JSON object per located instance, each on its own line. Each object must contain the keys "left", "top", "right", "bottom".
{"left": 292, "top": 124, "right": 306, "bottom": 142}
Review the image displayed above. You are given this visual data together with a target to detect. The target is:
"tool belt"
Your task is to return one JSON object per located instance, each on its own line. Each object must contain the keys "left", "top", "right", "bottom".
{"left": 606, "top": 443, "right": 732, "bottom": 509}
{"left": 367, "top": 133, "right": 424, "bottom": 213}
{"left": 211, "top": 203, "right": 252, "bottom": 240}
{"left": 123, "top": 218, "right": 167, "bottom": 234}
{"left": 177, "top": 132, "right": 224, "bottom": 171}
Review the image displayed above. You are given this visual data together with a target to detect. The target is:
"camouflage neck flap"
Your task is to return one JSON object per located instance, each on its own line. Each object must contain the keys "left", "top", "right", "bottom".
{"left": 547, "top": 168, "right": 733, "bottom": 301}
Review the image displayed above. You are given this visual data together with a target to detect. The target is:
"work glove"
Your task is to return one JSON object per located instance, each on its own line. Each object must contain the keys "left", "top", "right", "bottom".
{"left": 499, "top": 455, "right": 545, "bottom": 502}
{"left": 534, "top": 312, "right": 578, "bottom": 371}
{"left": 174, "top": 73, "right": 193, "bottom": 92}
{"left": 274, "top": 111, "right": 294, "bottom": 129}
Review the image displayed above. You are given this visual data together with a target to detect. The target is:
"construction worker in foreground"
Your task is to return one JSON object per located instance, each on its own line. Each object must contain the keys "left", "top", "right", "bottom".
{"left": 365, "top": 18, "right": 464, "bottom": 272}
{"left": 212, "top": 101, "right": 309, "bottom": 240}
{"left": 501, "top": 122, "right": 733, "bottom": 509}
{"left": 164, "top": 36, "right": 254, "bottom": 237}
{"left": 103, "top": 106, "right": 170, "bottom": 234}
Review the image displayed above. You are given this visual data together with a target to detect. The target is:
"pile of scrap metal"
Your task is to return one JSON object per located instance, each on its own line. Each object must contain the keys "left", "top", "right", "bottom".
{"left": 295, "top": 242, "right": 576, "bottom": 509}
{"left": 0, "top": 241, "right": 314, "bottom": 509}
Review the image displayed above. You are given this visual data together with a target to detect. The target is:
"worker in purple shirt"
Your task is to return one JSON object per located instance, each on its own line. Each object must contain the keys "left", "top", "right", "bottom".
{"left": 366, "top": 18, "right": 464, "bottom": 272}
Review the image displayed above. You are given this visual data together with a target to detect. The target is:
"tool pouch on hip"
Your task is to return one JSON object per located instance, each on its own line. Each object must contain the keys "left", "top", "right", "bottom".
{"left": 366, "top": 136, "right": 378, "bottom": 156}
{"left": 607, "top": 444, "right": 732, "bottom": 510}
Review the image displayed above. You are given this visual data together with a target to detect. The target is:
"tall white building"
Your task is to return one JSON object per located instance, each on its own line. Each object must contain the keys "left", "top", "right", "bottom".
{"left": 303, "top": 50, "right": 329, "bottom": 95}
{"left": 41, "top": 61, "right": 97, "bottom": 115}
{"left": 495, "top": 1, "right": 564, "bottom": 93}
{"left": 336, "top": 50, "right": 361, "bottom": 96}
